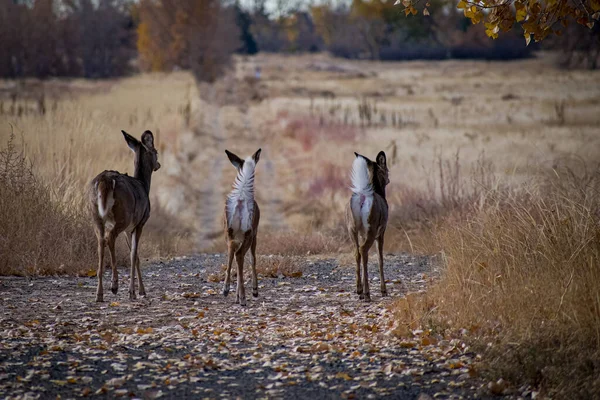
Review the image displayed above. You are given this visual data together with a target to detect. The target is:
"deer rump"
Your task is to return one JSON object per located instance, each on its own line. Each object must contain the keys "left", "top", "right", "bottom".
{"left": 225, "top": 157, "right": 256, "bottom": 239}
{"left": 92, "top": 171, "right": 150, "bottom": 230}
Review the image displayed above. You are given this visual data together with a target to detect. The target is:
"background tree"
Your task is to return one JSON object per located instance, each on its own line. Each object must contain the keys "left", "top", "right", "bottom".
{"left": 137, "top": 0, "right": 240, "bottom": 82}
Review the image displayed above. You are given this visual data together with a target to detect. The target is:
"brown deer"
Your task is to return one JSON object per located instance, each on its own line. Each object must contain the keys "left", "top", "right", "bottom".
{"left": 89, "top": 130, "right": 161, "bottom": 302}
{"left": 346, "top": 151, "right": 389, "bottom": 302}
{"left": 223, "top": 149, "right": 261, "bottom": 306}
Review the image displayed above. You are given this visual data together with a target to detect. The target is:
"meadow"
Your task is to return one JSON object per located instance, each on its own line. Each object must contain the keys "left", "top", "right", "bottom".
{"left": 1, "top": 52, "right": 600, "bottom": 397}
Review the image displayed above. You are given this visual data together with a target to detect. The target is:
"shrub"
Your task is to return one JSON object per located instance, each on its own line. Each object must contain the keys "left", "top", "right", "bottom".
{"left": 0, "top": 132, "right": 97, "bottom": 275}
{"left": 404, "top": 162, "right": 600, "bottom": 397}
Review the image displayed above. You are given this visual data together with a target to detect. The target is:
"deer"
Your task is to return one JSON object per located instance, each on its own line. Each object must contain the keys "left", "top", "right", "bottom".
{"left": 89, "top": 130, "right": 161, "bottom": 302}
{"left": 346, "top": 151, "right": 390, "bottom": 302}
{"left": 223, "top": 148, "right": 261, "bottom": 306}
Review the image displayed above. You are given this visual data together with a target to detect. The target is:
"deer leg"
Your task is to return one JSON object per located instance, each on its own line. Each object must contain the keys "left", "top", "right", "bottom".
{"left": 95, "top": 227, "right": 105, "bottom": 303}
{"left": 235, "top": 251, "right": 246, "bottom": 306}
{"left": 352, "top": 232, "right": 362, "bottom": 298}
{"left": 126, "top": 233, "right": 145, "bottom": 296}
{"left": 250, "top": 236, "right": 258, "bottom": 298}
{"left": 135, "top": 228, "right": 145, "bottom": 296}
{"left": 129, "top": 229, "right": 139, "bottom": 300}
{"left": 223, "top": 243, "right": 234, "bottom": 297}
{"left": 360, "top": 238, "right": 375, "bottom": 302}
{"left": 107, "top": 233, "right": 118, "bottom": 295}
{"left": 376, "top": 235, "right": 387, "bottom": 297}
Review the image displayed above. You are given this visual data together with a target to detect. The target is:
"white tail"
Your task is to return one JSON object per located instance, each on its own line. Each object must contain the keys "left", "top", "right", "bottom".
{"left": 350, "top": 156, "right": 373, "bottom": 231}
{"left": 97, "top": 180, "right": 115, "bottom": 218}
{"left": 226, "top": 157, "right": 256, "bottom": 232}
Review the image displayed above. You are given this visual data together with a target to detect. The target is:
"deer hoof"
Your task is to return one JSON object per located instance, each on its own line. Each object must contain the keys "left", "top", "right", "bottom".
{"left": 111, "top": 284, "right": 118, "bottom": 294}
{"left": 139, "top": 289, "right": 146, "bottom": 296}
{"left": 359, "top": 293, "right": 364, "bottom": 300}
{"left": 239, "top": 299, "right": 247, "bottom": 306}
{"left": 129, "top": 291, "right": 137, "bottom": 301}
{"left": 223, "top": 288, "right": 230, "bottom": 297}
{"left": 381, "top": 290, "right": 388, "bottom": 297}
{"left": 363, "top": 294, "right": 372, "bottom": 302}
{"left": 95, "top": 294, "right": 104, "bottom": 302}
{"left": 252, "top": 289, "right": 258, "bottom": 298}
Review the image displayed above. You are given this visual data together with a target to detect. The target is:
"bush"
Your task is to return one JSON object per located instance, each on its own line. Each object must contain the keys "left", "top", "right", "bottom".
{"left": 379, "top": 44, "right": 448, "bottom": 61}
{"left": 0, "top": 132, "right": 97, "bottom": 275}
{"left": 412, "top": 162, "right": 600, "bottom": 397}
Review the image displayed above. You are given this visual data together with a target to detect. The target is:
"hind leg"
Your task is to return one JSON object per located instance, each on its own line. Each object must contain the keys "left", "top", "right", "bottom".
{"left": 250, "top": 236, "right": 258, "bottom": 298}
{"left": 235, "top": 251, "right": 246, "bottom": 306}
{"left": 360, "top": 237, "right": 376, "bottom": 302}
{"left": 223, "top": 243, "right": 234, "bottom": 297}
{"left": 351, "top": 231, "right": 362, "bottom": 298}
{"left": 95, "top": 226, "right": 105, "bottom": 302}
{"left": 107, "top": 232, "right": 118, "bottom": 295}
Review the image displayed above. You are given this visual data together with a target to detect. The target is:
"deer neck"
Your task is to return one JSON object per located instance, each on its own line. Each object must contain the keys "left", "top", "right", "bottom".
{"left": 134, "top": 152, "right": 152, "bottom": 195}
{"left": 372, "top": 178, "right": 386, "bottom": 200}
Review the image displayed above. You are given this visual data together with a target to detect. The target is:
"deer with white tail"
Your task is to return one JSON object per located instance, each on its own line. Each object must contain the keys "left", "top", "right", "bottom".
{"left": 89, "top": 130, "right": 161, "bottom": 302}
{"left": 223, "top": 148, "right": 261, "bottom": 306}
{"left": 346, "top": 151, "right": 390, "bottom": 302}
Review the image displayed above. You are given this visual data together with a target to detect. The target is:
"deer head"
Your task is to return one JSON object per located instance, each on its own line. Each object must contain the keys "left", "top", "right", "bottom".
{"left": 354, "top": 151, "right": 389, "bottom": 197}
{"left": 225, "top": 148, "right": 261, "bottom": 171}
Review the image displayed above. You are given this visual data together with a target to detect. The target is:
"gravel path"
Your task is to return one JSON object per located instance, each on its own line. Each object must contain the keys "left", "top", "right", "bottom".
{"left": 0, "top": 253, "right": 495, "bottom": 399}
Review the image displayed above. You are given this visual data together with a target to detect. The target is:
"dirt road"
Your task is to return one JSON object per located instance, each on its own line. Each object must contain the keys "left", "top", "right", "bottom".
{"left": 0, "top": 253, "right": 493, "bottom": 399}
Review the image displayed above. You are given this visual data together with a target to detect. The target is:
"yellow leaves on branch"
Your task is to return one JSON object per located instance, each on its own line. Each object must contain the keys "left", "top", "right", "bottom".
{"left": 395, "top": 0, "right": 426, "bottom": 16}
{"left": 401, "top": 0, "right": 599, "bottom": 43}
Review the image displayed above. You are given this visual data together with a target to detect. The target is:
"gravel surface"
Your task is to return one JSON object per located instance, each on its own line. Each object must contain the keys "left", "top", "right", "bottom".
{"left": 0, "top": 253, "right": 497, "bottom": 399}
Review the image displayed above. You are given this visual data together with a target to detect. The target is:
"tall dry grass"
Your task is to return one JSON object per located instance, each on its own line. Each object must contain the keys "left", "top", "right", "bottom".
{"left": 0, "top": 73, "right": 195, "bottom": 275}
{"left": 0, "top": 131, "right": 101, "bottom": 275}
{"left": 396, "top": 161, "right": 600, "bottom": 397}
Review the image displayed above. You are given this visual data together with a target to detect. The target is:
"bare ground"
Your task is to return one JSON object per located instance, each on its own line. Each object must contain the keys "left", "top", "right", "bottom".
{"left": 0, "top": 253, "right": 498, "bottom": 399}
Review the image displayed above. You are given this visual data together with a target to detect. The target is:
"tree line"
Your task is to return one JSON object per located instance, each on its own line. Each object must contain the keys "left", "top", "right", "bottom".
{"left": 0, "top": 0, "right": 598, "bottom": 81}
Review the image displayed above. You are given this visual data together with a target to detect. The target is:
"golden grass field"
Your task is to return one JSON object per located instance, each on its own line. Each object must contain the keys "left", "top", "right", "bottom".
{"left": 1, "top": 52, "right": 600, "bottom": 260}
{"left": 1, "top": 52, "right": 600, "bottom": 396}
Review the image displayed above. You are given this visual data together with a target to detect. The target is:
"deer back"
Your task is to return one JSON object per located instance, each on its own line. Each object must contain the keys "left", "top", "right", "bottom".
{"left": 90, "top": 171, "right": 151, "bottom": 234}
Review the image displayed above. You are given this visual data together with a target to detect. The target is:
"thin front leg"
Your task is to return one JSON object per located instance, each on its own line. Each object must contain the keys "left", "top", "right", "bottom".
{"left": 127, "top": 232, "right": 145, "bottom": 297}
{"left": 95, "top": 230, "right": 105, "bottom": 303}
{"left": 223, "top": 245, "right": 234, "bottom": 297}
{"left": 129, "top": 229, "right": 139, "bottom": 300}
{"left": 135, "top": 254, "right": 145, "bottom": 296}
{"left": 250, "top": 236, "right": 258, "bottom": 298}
{"left": 235, "top": 251, "right": 246, "bottom": 306}
{"left": 108, "top": 233, "right": 118, "bottom": 295}
{"left": 377, "top": 235, "right": 387, "bottom": 296}
{"left": 135, "top": 228, "right": 145, "bottom": 296}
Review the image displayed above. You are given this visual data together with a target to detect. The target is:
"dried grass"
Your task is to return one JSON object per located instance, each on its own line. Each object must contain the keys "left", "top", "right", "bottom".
{"left": 0, "top": 73, "right": 195, "bottom": 275}
{"left": 258, "top": 229, "right": 346, "bottom": 256}
{"left": 392, "top": 161, "right": 600, "bottom": 397}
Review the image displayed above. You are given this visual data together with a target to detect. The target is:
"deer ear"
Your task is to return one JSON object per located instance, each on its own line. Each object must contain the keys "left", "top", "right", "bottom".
{"left": 225, "top": 150, "right": 244, "bottom": 170}
{"left": 252, "top": 148, "right": 261, "bottom": 164}
{"left": 122, "top": 130, "right": 140, "bottom": 152}
{"left": 141, "top": 130, "right": 155, "bottom": 150}
{"left": 354, "top": 152, "right": 370, "bottom": 163}
{"left": 376, "top": 151, "right": 387, "bottom": 168}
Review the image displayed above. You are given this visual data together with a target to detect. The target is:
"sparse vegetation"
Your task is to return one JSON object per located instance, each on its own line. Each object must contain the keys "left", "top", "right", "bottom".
{"left": 0, "top": 131, "right": 98, "bottom": 275}
{"left": 390, "top": 161, "right": 600, "bottom": 398}
{"left": 0, "top": 74, "right": 194, "bottom": 275}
